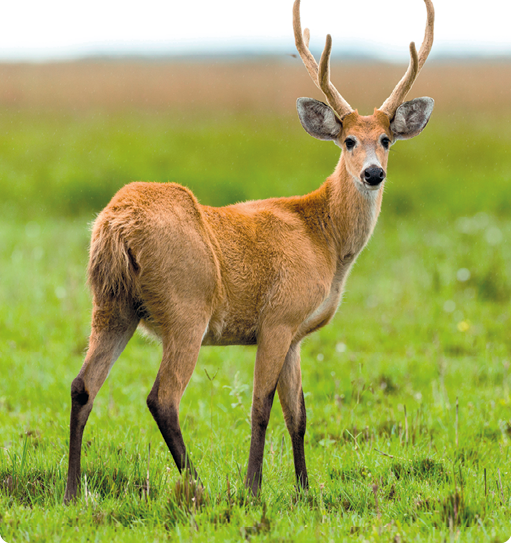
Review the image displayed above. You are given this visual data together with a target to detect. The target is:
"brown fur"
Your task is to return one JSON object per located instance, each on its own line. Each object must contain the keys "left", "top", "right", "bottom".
{"left": 63, "top": 108, "right": 413, "bottom": 502}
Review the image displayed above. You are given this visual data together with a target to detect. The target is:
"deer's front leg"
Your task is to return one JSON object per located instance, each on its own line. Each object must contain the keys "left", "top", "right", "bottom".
{"left": 245, "top": 327, "right": 293, "bottom": 496}
{"left": 277, "top": 343, "right": 308, "bottom": 490}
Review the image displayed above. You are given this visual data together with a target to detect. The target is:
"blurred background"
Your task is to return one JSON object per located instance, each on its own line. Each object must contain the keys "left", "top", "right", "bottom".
{"left": 0, "top": 0, "right": 511, "bottom": 219}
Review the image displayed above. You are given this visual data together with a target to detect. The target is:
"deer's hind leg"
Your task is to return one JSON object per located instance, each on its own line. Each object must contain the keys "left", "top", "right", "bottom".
{"left": 146, "top": 316, "right": 208, "bottom": 482}
{"left": 64, "top": 299, "right": 139, "bottom": 503}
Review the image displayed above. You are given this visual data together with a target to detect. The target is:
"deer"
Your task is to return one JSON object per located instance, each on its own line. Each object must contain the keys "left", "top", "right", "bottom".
{"left": 63, "top": 0, "right": 435, "bottom": 503}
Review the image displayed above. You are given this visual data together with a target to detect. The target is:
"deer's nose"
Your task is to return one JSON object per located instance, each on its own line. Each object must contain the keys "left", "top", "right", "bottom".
{"left": 362, "top": 166, "right": 386, "bottom": 186}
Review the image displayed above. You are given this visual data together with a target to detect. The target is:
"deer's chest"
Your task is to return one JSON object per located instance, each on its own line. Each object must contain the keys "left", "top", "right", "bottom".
{"left": 297, "top": 261, "right": 353, "bottom": 341}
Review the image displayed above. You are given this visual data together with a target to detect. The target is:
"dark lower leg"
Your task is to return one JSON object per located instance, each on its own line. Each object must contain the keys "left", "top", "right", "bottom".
{"left": 147, "top": 380, "right": 199, "bottom": 481}
{"left": 278, "top": 350, "right": 309, "bottom": 492}
{"left": 290, "top": 390, "right": 308, "bottom": 490}
{"left": 64, "top": 376, "right": 92, "bottom": 503}
{"left": 245, "top": 389, "right": 276, "bottom": 496}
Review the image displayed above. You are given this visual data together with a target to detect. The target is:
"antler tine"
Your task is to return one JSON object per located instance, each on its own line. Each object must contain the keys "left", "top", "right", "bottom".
{"left": 293, "top": 0, "right": 320, "bottom": 89}
{"left": 418, "top": 0, "right": 434, "bottom": 72}
{"left": 380, "top": 0, "right": 435, "bottom": 118}
{"left": 380, "top": 43, "right": 419, "bottom": 117}
{"left": 293, "top": 0, "right": 353, "bottom": 119}
{"left": 303, "top": 28, "right": 311, "bottom": 49}
{"left": 318, "top": 34, "right": 353, "bottom": 118}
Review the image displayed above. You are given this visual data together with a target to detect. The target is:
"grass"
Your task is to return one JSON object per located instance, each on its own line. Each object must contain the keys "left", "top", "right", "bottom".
{"left": 0, "top": 103, "right": 510, "bottom": 541}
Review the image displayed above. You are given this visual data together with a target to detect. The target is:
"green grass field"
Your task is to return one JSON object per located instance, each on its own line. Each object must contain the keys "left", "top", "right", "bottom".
{"left": 0, "top": 105, "right": 510, "bottom": 542}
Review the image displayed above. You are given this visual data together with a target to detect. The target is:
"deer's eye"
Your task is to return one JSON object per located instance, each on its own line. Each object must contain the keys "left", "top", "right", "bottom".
{"left": 345, "top": 138, "right": 356, "bottom": 150}
{"left": 381, "top": 137, "right": 391, "bottom": 150}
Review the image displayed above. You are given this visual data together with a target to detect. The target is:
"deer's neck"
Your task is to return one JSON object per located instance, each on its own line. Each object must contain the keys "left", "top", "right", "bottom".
{"left": 320, "top": 155, "right": 383, "bottom": 262}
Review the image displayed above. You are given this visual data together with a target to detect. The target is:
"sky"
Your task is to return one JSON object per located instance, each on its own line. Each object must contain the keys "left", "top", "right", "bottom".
{"left": 0, "top": 0, "right": 510, "bottom": 62}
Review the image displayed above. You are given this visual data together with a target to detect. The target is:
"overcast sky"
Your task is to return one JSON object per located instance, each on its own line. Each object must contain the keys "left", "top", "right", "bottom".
{"left": 1, "top": 1, "right": 510, "bottom": 61}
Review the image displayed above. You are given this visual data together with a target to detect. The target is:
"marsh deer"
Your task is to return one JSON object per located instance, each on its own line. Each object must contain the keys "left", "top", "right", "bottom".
{"left": 64, "top": 0, "right": 435, "bottom": 502}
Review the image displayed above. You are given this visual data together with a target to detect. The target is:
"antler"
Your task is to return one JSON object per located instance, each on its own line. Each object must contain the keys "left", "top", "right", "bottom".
{"left": 380, "top": 0, "right": 435, "bottom": 118}
{"left": 293, "top": 0, "right": 353, "bottom": 119}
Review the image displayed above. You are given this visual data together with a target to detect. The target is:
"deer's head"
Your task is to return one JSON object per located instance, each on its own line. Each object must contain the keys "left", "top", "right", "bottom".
{"left": 293, "top": 0, "right": 435, "bottom": 194}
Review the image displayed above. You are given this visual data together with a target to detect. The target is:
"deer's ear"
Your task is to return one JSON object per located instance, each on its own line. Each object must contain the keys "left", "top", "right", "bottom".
{"left": 390, "top": 97, "right": 434, "bottom": 141}
{"left": 297, "top": 98, "right": 342, "bottom": 141}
